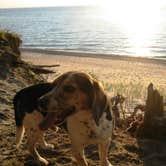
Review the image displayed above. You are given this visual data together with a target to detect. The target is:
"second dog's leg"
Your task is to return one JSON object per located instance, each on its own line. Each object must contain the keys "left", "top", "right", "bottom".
{"left": 98, "top": 140, "right": 112, "bottom": 166}
{"left": 27, "top": 130, "right": 49, "bottom": 165}
{"left": 71, "top": 145, "right": 88, "bottom": 166}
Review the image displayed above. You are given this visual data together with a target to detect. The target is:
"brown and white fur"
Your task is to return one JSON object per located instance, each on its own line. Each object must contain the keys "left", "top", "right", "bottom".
{"left": 38, "top": 71, "right": 115, "bottom": 166}
{"left": 13, "top": 83, "right": 74, "bottom": 165}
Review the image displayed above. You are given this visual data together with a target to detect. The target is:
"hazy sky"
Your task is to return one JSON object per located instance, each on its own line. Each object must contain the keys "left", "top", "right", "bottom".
{"left": 0, "top": 0, "right": 166, "bottom": 8}
{"left": 0, "top": 0, "right": 100, "bottom": 8}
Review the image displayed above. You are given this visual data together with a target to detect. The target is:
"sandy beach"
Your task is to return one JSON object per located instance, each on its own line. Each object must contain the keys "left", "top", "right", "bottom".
{"left": 1, "top": 4, "right": 166, "bottom": 165}
{"left": 1, "top": 5, "right": 166, "bottom": 165}
{"left": 0, "top": 46, "right": 166, "bottom": 166}
{"left": 22, "top": 49, "right": 166, "bottom": 104}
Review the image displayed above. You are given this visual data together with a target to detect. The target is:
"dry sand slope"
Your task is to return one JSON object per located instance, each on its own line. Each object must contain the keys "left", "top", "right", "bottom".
{"left": 0, "top": 75, "right": 144, "bottom": 166}
{"left": 0, "top": 50, "right": 166, "bottom": 166}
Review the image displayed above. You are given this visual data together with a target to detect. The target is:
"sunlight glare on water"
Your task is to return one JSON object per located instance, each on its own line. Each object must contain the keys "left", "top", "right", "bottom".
{"left": 98, "top": 0, "right": 163, "bottom": 56}
{"left": 0, "top": 1, "right": 165, "bottom": 57}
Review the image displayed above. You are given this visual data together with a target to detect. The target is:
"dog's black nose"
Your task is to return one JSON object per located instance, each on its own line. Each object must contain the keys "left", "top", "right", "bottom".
{"left": 38, "top": 97, "right": 48, "bottom": 110}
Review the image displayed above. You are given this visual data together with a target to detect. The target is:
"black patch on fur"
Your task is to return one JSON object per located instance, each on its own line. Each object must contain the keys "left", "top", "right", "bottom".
{"left": 13, "top": 83, "right": 54, "bottom": 127}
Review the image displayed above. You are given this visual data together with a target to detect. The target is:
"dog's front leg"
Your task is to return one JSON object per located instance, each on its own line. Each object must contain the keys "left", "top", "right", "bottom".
{"left": 71, "top": 145, "right": 88, "bottom": 166}
{"left": 27, "top": 132, "right": 49, "bottom": 165}
{"left": 98, "top": 140, "right": 112, "bottom": 166}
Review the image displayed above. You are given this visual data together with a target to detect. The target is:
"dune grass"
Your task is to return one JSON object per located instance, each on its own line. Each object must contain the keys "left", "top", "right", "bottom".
{"left": 0, "top": 30, "right": 22, "bottom": 55}
{"left": 89, "top": 69, "right": 166, "bottom": 112}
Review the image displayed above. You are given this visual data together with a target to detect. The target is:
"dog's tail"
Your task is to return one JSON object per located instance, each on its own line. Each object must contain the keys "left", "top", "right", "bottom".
{"left": 13, "top": 93, "right": 25, "bottom": 148}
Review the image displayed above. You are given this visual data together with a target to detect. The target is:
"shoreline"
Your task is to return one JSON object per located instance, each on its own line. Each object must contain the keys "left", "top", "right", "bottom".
{"left": 21, "top": 48, "right": 166, "bottom": 66}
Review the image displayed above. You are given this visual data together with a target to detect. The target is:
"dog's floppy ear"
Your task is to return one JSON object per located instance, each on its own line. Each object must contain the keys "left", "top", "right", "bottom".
{"left": 92, "top": 79, "right": 108, "bottom": 126}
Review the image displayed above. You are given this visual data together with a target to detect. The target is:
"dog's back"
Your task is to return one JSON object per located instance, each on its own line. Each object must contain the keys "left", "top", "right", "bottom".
{"left": 13, "top": 83, "right": 54, "bottom": 147}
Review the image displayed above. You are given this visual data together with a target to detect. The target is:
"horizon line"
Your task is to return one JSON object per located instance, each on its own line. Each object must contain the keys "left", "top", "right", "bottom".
{"left": 0, "top": 4, "right": 98, "bottom": 10}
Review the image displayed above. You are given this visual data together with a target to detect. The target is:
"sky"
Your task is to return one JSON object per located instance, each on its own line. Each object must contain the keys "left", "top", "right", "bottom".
{"left": 0, "top": 0, "right": 166, "bottom": 9}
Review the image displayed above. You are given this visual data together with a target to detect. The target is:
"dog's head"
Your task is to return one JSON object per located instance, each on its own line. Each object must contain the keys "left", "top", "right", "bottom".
{"left": 38, "top": 71, "right": 110, "bottom": 130}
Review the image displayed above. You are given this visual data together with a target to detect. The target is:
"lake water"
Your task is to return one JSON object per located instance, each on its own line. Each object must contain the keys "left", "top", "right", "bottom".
{"left": 0, "top": 6, "right": 166, "bottom": 57}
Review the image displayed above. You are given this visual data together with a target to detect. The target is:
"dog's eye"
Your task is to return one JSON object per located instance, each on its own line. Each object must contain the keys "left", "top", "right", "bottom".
{"left": 63, "top": 85, "right": 75, "bottom": 93}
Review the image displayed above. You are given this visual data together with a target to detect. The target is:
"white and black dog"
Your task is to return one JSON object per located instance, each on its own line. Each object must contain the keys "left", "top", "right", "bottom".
{"left": 14, "top": 71, "right": 114, "bottom": 166}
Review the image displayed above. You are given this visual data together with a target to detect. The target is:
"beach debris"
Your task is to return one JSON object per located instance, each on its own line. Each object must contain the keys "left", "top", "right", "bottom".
{"left": 34, "top": 64, "right": 60, "bottom": 68}
{"left": 126, "top": 114, "right": 143, "bottom": 136}
{"left": 114, "top": 83, "right": 166, "bottom": 138}
{"left": 136, "top": 83, "right": 165, "bottom": 139}
{"left": 131, "top": 104, "right": 146, "bottom": 118}
{"left": 15, "top": 61, "right": 57, "bottom": 74}
{"left": 15, "top": 61, "right": 60, "bottom": 74}
{"left": 111, "top": 94, "right": 126, "bottom": 127}
{"left": 123, "top": 104, "right": 145, "bottom": 134}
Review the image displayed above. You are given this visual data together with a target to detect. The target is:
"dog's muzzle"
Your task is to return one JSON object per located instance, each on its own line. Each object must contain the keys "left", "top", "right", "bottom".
{"left": 55, "top": 106, "right": 76, "bottom": 125}
{"left": 39, "top": 106, "right": 76, "bottom": 131}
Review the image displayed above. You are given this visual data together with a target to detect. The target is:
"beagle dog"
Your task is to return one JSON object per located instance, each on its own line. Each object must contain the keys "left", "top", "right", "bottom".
{"left": 39, "top": 71, "right": 114, "bottom": 166}
{"left": 13, "top": 83, "right": 75, "bottom": 165}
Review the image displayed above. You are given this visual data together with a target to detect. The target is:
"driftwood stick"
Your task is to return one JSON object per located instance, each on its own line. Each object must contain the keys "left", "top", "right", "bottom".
{"left": 15, "top": 61, "right": 56, "bottom": 74}
{"left": 34, "top": 64, "right": 60, "bottom": 68}
{"left": 30, "top": 67, "right": 56, "bottom": 74}
{"left": 15, "top": 61, "right": 60, "bottom": 68}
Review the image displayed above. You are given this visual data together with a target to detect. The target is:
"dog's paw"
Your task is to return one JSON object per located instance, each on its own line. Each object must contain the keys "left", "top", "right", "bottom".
{"left": 37, "top": 141, "right": 55, "bottom": 150}
{"left": 101, "top": 160, "right": 113, "bottom": 166}
{"left": 45, "top": 143, "right": 55, "bottom": 150}
{"left": 107, "top": 163, "right": 113, "bottom": 166}
{"left": 50, "top": 126, "right": 59, "bottom": 132}
{"left": 37, "top": 157, "right": 49, "bottom": 165}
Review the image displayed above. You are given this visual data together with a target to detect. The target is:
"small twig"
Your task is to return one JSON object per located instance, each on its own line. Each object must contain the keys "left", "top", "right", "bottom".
{"left": 34, "top": 64, "right": 60, "bottom": 68}
{"left": 30, "top": 67, "right": 56, "bottom": 74}
{"left": 15, "top": 61, "right": 56, "bottom": 74}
